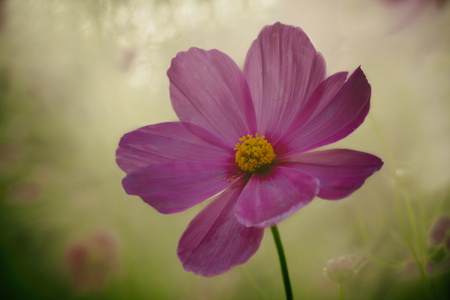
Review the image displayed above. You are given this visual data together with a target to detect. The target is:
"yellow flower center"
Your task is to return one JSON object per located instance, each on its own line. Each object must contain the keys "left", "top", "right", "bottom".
{"left": 234, "top": 133, "right": 275, "bottom": 173}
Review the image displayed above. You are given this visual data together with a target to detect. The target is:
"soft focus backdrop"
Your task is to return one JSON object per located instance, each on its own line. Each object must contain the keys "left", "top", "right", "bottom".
{"left": 1, "top": 0, "right": 450, "bottom": 299}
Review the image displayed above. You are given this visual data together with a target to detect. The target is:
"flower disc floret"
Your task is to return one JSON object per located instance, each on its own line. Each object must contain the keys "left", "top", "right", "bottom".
{"left": 234, "top": 134, "right": 275, "bottom": 172}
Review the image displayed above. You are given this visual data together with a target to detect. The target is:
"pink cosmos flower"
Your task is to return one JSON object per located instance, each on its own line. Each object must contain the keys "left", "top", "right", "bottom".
{"left": 116, "top": 22, "right": 383, "bottom": 277}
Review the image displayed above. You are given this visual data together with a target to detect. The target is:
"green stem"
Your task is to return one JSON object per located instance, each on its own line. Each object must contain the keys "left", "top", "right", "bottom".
{"left": 271, "top": 226, "right": 293, "bottom": 300}
{"left": 339, "top": 284, "right": 344, "bottom": 300}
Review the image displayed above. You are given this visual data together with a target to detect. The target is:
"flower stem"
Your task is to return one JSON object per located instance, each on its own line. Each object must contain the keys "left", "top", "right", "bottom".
{"left": 271, "top": 226, "right": 293, "bottom": 300}
{"left": 339, "top": 284, "right": 344, "bottom": 300}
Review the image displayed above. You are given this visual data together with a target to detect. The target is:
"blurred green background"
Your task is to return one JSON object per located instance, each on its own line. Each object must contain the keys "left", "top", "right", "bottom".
{"left": 1, "top": 0, "right": 450, "bottom": 299}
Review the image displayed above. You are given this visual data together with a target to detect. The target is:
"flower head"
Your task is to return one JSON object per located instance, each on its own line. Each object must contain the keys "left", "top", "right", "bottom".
{"left": 116, "top": 22, "right": 383, "bottom": 277}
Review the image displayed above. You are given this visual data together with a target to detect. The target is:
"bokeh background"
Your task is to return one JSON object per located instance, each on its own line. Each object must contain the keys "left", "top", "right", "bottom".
{"left": 1, "top": 0, "right": 450, "bottom": 299}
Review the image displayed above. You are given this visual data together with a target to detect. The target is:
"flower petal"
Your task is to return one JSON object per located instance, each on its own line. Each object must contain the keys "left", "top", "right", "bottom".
{"left": 168, "top": 47, "right": 256, "bottom": 146}
{"left": 235, "top": 167, "right": 319, "bottom": 228}
{"left": 116, "top": 122, "right": 232, "bottom": 174}
{"left": 122, "top": 161, "right": 236, "bottom": 214}
{"left": 244, "top": 22, "right": 326, "bottom": 141}
{"left": 281, "top": 67, "right": 371, "bottom": 155}
{"left": 178, "top": 180, "right": 264, "bottom": 277}
{"left": 281, "top": 149, "right": 383, "bottom": 200}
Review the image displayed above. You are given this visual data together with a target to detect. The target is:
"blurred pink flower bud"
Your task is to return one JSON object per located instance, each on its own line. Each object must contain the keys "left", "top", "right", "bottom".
{"left": 428, "top": 215, "right": 450, "bottom": 249}
{"left": 65, "top": 231, "right": 120, "bottom": 292}
{"left": 325, "top": 255, "right": 360, "bottom": 284}
{"left": 378, "top": 0, "right": 448, "bottom": 31}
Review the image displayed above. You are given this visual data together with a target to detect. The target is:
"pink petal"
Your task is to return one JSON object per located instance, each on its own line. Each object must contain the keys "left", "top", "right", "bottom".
{"left": 116, "top": 122, "right": 232, "bottom": 174}
{"left": 178, "top": 180, "right": 264, "bottom": 277}
{"left": 122, "top": 161, "right": 237, "bottom": 214}
{"left": 235, "top": 167, "right": 319, "bottom": 228}
{"left": 280, "top": 67, "right": 371, "bottom": 155}
{"left": 243, "top": 22, "right": 326, "bottom": 141}
{"left": 168, "top": 48, "right": 256, "bottom": 147}
{"left": 280, "top": 149, "right": 383, "bottom": 200}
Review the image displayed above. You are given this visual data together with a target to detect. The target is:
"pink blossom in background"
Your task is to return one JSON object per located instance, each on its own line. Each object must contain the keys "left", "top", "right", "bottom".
{"left": 378, "top": 0, "right": 447, "bottom": 7}
{"left": 325, "top": 254, "right": 364, "bottom": 284}
{"left": 429, "top": 215, "right": 450, "bottom": 250}
{"left": 65, "top": 232, "right": 120, "bottom": 292}
{"left": 116, "top": 22, "right": 383, "bottom": 277}
{"left": 378, "top": 0, "right": 448, "bottom": 30}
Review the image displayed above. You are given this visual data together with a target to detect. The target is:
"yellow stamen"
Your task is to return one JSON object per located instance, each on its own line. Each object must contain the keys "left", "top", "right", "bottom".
{"left": 234, "top": 133, "right": 275, "bottom": 173}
